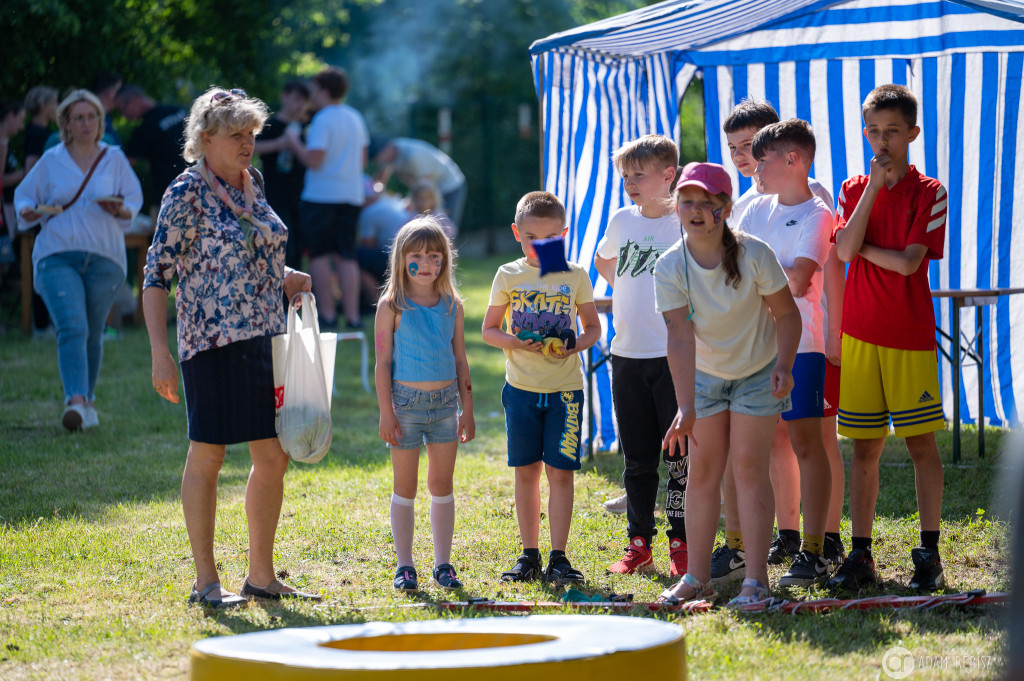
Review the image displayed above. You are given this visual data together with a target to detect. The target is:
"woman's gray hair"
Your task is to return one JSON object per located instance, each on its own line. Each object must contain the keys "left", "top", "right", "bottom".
{"left": 182, "top": 87, "right": 269, "bottom": 163}
{"left": 25, "top": 85, "right": 59, "bottom": 117}
{"left": 56, "top": 89, "right": 105, "bottom": 145}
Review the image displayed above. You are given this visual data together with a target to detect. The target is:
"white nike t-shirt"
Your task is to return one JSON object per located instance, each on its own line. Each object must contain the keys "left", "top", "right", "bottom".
{"left": 735, "top": 194, "right": 833, "bottom": 354}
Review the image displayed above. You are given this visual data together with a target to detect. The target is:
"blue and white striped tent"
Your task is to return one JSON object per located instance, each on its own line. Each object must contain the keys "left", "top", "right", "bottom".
{"left": 531, "top": 0, "right": 1024, "bottom": 448}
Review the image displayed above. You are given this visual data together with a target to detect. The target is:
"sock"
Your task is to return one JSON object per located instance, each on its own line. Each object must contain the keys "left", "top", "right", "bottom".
{"left": 780, "top": 528, "right": 800, "bottom": 545}
{"left": 430, "top": 493, "right": 455, "bottom": 567}
{"left": 390, "top": 493, "right": 415, "bottom": 567}
{"left": 726, "top": 530, "right": 744, "bottom": 551}
{"left": 801, "top": 534, "right": 825, "bottom": 556}
{"left": 825, "top": 531, "right": 841, "bottom": 544}
{"left": 920, "top": 530, "right": 940, "bottom": 551}
{"left": 549, "top": 549, "right": 566, "bottom": 565}
{"left": 523, "top": 547, "right": 542, "bottom": 561}
{"left": 852, "top": 536, "right": 873, "bottom": 556}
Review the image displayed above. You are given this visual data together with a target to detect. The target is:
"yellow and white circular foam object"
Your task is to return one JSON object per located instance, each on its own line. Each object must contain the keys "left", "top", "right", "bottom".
{"left": 191, "top": 614, "right": 686, "bottom": 680}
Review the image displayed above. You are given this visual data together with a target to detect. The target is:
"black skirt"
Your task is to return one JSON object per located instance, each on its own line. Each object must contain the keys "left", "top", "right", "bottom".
{"left": 181, "top": 335, "right": 277, "bottom": 445}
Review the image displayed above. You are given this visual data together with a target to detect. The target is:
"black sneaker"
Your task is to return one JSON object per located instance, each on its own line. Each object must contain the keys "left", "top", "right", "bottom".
{"left": 500, "top": 553, "right": 543, "bottom": 582}
{"left": 824, "top": 535, "right": 846, "bottom": 570}
{"left": 394, "top": 565, "right": 418, "bottom": 592}
{"left": 710, "top": 545, "right": 746, "bottom": 583}
{"left": 826, "top": 548, "right": 877, "bottom": 591}
{"left": 544, "top": 555, "right": 585, "bottom": 587}
{"left": 779, "top": 550, "right": 831, "bottom": 588}
{"left": 767, "top": 534, "right": 800, "bottom": 565}
{"left": 431, "top": 563, "right": 463, "bottom": 590}
{"left": 908, "top": 547, "right": 945, "bottom": 591}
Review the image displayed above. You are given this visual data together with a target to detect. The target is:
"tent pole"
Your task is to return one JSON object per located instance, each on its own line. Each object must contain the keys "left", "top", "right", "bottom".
{"left": 538, "top": 63, "right": 546, "bottom": 189}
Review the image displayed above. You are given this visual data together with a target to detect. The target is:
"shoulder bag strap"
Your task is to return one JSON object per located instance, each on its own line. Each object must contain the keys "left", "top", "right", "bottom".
{"left": 62, "top": 147, "right": 109, "bottom": 211}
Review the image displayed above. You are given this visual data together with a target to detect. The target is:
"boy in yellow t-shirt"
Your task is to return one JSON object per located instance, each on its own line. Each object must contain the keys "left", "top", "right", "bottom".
{"left": 482, "top": 191, "right": 602, "bottom": 585}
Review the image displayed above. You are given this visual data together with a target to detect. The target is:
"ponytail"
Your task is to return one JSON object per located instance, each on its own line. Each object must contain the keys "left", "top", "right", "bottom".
{"left": 721, "top": 223, "right": 742, "bottom": 288}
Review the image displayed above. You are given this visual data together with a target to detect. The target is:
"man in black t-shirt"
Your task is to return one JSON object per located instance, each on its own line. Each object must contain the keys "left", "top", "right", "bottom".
{"left": 254, "top": 80, "right": 310, "bottom": 269}
{"left": 117, "top": 84, "right": 187, "bottom": 208}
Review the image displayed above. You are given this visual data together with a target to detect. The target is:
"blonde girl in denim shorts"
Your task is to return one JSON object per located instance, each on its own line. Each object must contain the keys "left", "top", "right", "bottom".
{"left": 373, "top": 217, "right": 475, "bottom": 592}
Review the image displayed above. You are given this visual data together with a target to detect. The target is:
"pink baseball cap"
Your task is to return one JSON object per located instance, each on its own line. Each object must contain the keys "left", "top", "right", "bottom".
{"left": 674, "top": 162, "right": 733, "bottom": 197}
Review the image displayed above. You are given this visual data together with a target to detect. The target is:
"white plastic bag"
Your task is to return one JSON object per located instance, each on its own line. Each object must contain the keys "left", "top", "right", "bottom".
{"left": 272, "top": 293, "right": 337, "bottom": 463}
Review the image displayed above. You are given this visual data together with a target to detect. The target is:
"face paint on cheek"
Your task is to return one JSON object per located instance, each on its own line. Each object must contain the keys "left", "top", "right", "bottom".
{"left": 408, "top": 262, "right": 418, "bottom": 277}
{"left": 712, "top": 207, "right": 723, "bottom": 225}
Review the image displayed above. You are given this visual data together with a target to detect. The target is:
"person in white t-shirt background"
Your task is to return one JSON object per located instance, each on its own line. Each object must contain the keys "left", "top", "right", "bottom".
{"left": 594, "top": 135, "right": 689, "bottom": 578}
{"left": 735, "top": 119, "right": 835, "bottom": 588}
{"left": 711, "top": 100, "right": 847, "bottom": 585}
{"left": 287, "top": 66, "right": 369, "bottom": 329}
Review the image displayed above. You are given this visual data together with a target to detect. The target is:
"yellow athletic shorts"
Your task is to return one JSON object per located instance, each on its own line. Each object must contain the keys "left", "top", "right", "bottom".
{"left": 837, "top": 335, "right": 944, "bottom": 439}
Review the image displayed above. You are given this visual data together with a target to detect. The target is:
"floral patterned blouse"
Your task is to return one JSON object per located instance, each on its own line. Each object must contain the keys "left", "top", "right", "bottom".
{"left": 143, "top": 167, "right": 289, "bottom": 362}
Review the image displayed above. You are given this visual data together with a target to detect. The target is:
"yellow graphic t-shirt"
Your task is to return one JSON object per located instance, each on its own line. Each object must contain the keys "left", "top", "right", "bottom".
{"left": 488, "top": 258, "right": 595, "bottom": 393}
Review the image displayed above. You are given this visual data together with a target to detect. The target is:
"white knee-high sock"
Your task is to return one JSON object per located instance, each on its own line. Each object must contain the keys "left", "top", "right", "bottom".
{"left": 391, "top": 493, "right": 415, "bottom": 567}
{"left": 431, "top": 493, "right": 455, "bottom": 567}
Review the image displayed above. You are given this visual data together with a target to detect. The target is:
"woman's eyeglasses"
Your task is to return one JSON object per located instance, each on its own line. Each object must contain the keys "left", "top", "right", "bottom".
{"left": 211, "top": 89, "right": 247, "bottom": 104}
{"left": 70, "top": 113, "right": 100, "bottom": 124}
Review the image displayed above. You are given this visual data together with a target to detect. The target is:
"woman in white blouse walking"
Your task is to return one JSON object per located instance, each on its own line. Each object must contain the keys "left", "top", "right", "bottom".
{"left": 15, "top": 89, "right": 142, "bottom": 431}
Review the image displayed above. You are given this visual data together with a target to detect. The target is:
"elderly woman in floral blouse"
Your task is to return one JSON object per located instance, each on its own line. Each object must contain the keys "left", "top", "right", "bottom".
{"left": 142, "top": 87, "right": 318, "bottom": 609}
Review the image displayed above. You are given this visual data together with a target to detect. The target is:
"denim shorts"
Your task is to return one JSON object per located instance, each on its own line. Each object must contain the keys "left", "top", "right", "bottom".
{"left": 390, "top": 381, "right": 459, "bottom": 449}
{"left": 502, "top": 383, "right": 584, "bottom": 471}
{"left": 695, "top": 357, "right": 791, "bottom": 419}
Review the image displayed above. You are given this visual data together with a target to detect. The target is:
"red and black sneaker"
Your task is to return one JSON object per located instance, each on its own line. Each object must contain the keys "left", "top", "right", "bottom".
{"left": 607, "top": 536, "right": 654, "bottom": 575}
{"left": 668, "top": 538, "right": 688, "bottom": 577}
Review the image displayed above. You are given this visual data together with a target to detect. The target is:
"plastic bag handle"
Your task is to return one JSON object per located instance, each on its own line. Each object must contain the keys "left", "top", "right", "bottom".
{"left": 286, "top": 292, "right": 320, "bottom": 336}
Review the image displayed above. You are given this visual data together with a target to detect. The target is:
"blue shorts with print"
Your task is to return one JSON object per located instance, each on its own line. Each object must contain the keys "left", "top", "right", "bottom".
{"left": 502, "top": 383, "right": 584, "bottom": 471}
{"left": 782, "top": 352, "right": 826, "bottom": 421}
{"left": 695, "top": 357, "right": 791, "bottom": 419}
{"left": 389, "top": 381, "right": 459, "bottom": 449}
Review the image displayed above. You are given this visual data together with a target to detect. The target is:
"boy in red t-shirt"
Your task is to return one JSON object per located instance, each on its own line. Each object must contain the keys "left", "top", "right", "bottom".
{"left": 828, "top": 84, "right": 947, "bottom": 592}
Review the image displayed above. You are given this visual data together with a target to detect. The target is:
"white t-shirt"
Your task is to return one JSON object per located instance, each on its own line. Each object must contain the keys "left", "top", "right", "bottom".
{"left": 595, "top": 206, "right": 680, "bottom": 358}
{"left": 654, "top": 233, "right": 789, "bottom": 380}
{"left": 301, "top": 104, "right": 368, "bottom": 205}
{"left": 392, "top": 138, "right": 464, "bottom": 193}
{"left": 735, "top": 194, "right": 832, "bottom": 354}
{"left": 732, "top": 176, "right": 834, "bottom": 223}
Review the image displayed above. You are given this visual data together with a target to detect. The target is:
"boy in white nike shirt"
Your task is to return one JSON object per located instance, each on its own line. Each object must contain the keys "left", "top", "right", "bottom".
{"left": 735, "top": 119, "right": 833, "bottom": 587}
{"left": 714, "top": 101, "right": 847, "bottom": 585}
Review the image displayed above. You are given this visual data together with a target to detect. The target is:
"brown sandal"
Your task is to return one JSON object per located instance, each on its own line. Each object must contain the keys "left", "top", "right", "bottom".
{"left": 241, "top": 577, "right": 322, "bottom": 601}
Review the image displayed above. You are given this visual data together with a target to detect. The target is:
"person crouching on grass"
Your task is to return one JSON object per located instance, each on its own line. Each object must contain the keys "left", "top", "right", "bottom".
{"left": 655, "top": 163, "right": 801, "bottom": 607}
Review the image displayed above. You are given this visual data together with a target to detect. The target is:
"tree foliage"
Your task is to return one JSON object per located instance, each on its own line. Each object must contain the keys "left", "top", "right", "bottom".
{"left": 1, "top": 0, "right": 378, "bottom": 103}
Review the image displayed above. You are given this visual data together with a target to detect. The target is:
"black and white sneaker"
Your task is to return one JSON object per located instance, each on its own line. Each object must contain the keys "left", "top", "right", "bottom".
{"left": 710, "top": 545, "right": 746, "bottom": 583}
{"left": 779, "top": 550, "right": 830, "bottom": 588}
{"left": 824, "top": 535, "right": 846, "bottom": 570}
{"left": 767, "top": 534, "right": 800, "bottom": 565}
{"left": 908, "top": 547, "right": 945, "bottom": 592}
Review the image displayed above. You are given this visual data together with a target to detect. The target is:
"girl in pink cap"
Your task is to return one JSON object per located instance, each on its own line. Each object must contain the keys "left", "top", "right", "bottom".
{"left": 652, "top": 162, "right": 801, "bottom": 607}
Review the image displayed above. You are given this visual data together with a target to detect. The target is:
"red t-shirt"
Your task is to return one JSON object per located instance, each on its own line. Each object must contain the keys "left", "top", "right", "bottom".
{"left": 832, "top": 166, "right": 946, "bottom": 351}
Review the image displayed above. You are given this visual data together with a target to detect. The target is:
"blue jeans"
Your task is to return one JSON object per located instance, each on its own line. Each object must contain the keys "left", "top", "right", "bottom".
{"left": 35, "top": 251, "right": 124, "bottom": 403}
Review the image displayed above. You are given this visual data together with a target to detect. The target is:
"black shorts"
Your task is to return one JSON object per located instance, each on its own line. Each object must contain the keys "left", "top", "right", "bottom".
{"left": 299, "top": 201, "right": 361, "bottom": 258}
{"left": 181, "top": 335, "right": 277, "bottom": 445}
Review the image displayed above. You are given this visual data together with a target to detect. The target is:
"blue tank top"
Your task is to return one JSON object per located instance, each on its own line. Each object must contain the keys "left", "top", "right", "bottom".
{"left": 392, "top": 299, "right": 457, "bottom": 382}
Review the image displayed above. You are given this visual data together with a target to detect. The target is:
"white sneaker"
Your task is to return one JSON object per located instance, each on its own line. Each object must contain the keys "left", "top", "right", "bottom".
{"left": 83, "top": 405, "right": 99, "bottom": 429}
{"left": 62, "top": 404, "right": 87, "bottom": 432}
{"left": 603, "top": 492, "right": 627, "bottom": 514}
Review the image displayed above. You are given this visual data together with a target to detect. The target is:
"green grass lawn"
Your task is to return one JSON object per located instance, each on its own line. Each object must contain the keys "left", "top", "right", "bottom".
{"left": 0, "top": 250, "right": 1011, "bottom": 680}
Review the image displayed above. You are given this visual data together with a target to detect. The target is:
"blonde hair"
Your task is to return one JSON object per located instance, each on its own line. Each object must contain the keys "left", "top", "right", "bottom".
{"left": 612, "top": 134, "right": 679, "bottom": 174}
{"left": 183, "top": 87, "right": 269, "bottom": 163}
{"left": 56, "top": 90, "right": 105, "bottom": 144}
{"left": 380, "top": 216, "right": 461, "bottom": 314}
